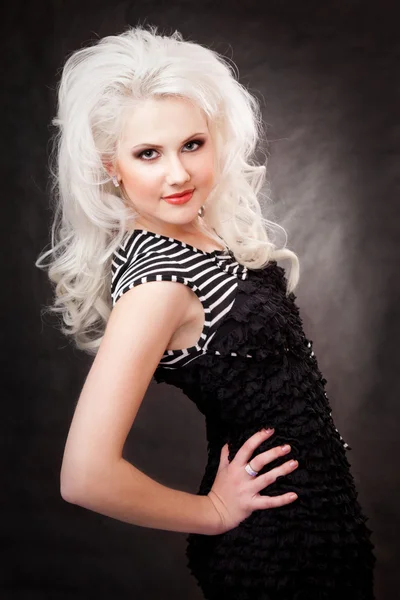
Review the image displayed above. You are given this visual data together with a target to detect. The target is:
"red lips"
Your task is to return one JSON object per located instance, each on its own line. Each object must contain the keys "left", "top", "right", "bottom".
{"left": 163, "top": 188, "right": 194, "bottom": 199}
{"left": 163, "top": 191, "right": 194, "bottom": 205}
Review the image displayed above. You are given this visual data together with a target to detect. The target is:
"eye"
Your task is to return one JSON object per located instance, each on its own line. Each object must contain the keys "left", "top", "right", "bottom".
{"left": 136, "top": 139, "right": 204, "bottom": 161}
{"left": 183, "top": 139, "right": 204, "bottom": 152}
{"left": 138, "top": 149, "right": 158, "bottom": 160}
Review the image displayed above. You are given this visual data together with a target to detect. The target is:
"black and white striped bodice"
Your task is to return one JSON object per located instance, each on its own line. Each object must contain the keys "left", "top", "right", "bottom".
{"left": 111, "top": 229, "right": 247, "bottom": 369}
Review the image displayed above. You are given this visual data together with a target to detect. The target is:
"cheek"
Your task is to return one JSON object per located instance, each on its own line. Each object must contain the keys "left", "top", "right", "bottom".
{"left": 197, "top": 152, "right": 215, "bottom": 185}
{"left": 124, "top": 165, "right": 161, "bottom": 194}
{"left": 202, "top": 163, "right": 216, "bottom": 188}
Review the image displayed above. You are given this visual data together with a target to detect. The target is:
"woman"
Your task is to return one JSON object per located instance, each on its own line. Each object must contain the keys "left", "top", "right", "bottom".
{"left": 36, "top": 24, "right": 376, "bottom": 599}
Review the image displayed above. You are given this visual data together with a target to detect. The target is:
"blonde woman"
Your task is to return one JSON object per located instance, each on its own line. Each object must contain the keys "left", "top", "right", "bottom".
{"left": 36, "top": 24, "right": 376, "bottom": 599}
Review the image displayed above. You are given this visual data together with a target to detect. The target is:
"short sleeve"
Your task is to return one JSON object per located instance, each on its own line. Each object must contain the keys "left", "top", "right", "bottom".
{"left": 110, "top": 249, "right": 192, "bottom": 307}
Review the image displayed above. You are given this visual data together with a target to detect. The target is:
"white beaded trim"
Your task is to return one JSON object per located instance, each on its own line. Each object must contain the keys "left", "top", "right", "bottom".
{"left": 213, "top": 350, "right": 253, "bottom": 357}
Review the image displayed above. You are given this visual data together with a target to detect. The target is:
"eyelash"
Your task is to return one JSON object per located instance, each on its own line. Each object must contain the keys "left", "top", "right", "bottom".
{"left": 136, "top": 139, "right": 205, "bottom": 161}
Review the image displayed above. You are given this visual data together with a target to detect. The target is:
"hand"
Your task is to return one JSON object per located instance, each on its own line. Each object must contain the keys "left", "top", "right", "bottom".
{"left": 207, "top": 428, "right": 298, "bottom": 535}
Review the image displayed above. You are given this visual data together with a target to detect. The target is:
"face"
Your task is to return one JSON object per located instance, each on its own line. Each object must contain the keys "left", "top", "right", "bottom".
{"left": 112, "top": 96, "right": 217, "bottom": 238}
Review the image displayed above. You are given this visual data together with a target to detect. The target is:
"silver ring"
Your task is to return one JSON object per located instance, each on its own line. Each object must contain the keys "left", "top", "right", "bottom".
{"left": 244, "top": 461, "right": 259, "bottom": 477}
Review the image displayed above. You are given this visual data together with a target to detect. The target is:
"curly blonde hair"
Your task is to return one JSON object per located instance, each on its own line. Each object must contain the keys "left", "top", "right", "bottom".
{"left": 36, "top": 24, "right": 300, "bottom": 355}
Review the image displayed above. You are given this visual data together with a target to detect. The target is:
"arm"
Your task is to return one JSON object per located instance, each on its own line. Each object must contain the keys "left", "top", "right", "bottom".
{"left": 60, "top": 281, "right": 220, "bottom": 536}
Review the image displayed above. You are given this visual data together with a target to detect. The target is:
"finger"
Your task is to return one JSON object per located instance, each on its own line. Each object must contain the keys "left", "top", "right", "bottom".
{"left": 252, "top": 492, "right": 298, "bottom": 510}
{"left": 250, "top": 459, "right": 299, "bottom": 495}
{"left": 219, "top": 443, "right": 230, "bottom": 468}
{"left": 234, "top": 429, "right": 275, "bottom": 467}
{"left": 248, "top": 443, "right": 292, "bottom": 473}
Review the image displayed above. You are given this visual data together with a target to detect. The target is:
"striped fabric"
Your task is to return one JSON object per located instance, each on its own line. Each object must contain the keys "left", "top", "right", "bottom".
{"left": 111, "top": 229, "right": 248, "bottom": 368}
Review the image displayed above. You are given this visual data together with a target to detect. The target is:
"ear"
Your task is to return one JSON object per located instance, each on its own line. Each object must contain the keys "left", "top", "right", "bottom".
{"left": 101, "top": 159, "right": 119, "bottom": 178}
{"left": 102, "top": 159, "right": 116, "bottom": 177}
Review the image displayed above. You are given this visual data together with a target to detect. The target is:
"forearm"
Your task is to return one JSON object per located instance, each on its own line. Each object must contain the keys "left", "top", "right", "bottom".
{"left": 62, "top": 458, "right": 219, "bottom": 535}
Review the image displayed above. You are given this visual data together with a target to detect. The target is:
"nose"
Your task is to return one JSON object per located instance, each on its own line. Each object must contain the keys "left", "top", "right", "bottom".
{"left": 165, "top": 155, "right": 191, "bottom": 186}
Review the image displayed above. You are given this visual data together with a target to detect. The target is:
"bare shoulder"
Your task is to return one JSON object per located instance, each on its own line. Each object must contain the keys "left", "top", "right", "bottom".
{"left": 108, "top": 278, "right": 193, "bottom": 344}
{"left": 60, "top": 280, "right": 192, "bottom": 498}
{"left": 101, "top": 278, "right": 193, "bottom": 386}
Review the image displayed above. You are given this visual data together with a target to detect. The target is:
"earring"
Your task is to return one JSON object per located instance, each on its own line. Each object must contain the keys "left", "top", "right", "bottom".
{"left": 198, "top": 205, "right": 205, "bottom": 218}
{"left": 112, "top": 175, "right": 120, "bottom": 187}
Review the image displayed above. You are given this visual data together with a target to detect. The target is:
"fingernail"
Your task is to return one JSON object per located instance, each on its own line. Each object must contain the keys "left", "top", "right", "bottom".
{"left": 264, "top": 428, "right": 274, "bottom": 433}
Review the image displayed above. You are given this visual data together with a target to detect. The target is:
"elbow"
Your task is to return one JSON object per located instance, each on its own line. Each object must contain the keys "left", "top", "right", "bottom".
{"left": 60, "top": 458, "right": 107, "bottom": 505}
{"left": 60, "top": 473, "right": 84, "bottom": 504}
{"left": 60, "top": 460, "right": 91, "bottom": 505}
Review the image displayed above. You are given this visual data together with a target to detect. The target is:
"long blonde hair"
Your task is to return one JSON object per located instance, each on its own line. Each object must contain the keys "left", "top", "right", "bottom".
{"left": 36, "top": 24, "right": 300, "bottom": 355}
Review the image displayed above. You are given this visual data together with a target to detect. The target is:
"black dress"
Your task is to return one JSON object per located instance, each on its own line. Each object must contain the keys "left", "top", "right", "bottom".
{"left": 111, "top": 229, "right": 376, "bottom": 600}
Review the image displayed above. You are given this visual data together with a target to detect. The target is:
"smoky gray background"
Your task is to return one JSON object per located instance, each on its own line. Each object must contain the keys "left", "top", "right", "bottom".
{"left": 2, "top": 1, "right": 399, "bottom": 599}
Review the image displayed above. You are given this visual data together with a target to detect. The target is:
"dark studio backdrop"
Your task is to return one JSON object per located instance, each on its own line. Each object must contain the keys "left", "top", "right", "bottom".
{"left": 2, "top": 1, "right": 399, "bottom": 598}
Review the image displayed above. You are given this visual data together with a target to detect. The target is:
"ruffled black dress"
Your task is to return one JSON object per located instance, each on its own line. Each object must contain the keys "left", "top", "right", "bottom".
{"left": 152, "top": 253, "right": 376, "bottom": 600}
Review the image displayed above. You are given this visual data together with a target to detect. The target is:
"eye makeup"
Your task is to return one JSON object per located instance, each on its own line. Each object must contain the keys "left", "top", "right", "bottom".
{"left": 133, "top": 138, "right": 206, "bottom": 161}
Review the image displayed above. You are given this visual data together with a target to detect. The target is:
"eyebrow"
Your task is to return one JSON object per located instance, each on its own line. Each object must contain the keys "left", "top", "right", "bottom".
{"left": 131, "top": 132, "right": 207, "bottom": 151}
